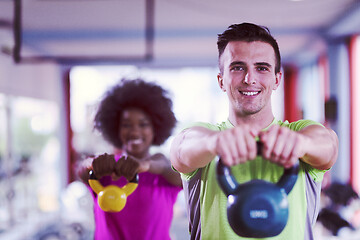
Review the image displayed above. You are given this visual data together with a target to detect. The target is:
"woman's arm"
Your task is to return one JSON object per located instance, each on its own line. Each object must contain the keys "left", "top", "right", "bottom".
{"left": 76, "top": 157, "right": 93, "bottom": 185}
{"left": 114, "top": 154, "right": 182, "bottom": 187}
{"left": 144, "top": 153, "right": 182, "bottom": 187}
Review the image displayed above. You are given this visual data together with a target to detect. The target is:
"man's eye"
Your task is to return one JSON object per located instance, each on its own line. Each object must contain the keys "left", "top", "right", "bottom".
{"left": 257, "top": 66, "right": 269, "bottom": 71}
{"left": 231, "top": 66, "right": 244, "bottom": 71}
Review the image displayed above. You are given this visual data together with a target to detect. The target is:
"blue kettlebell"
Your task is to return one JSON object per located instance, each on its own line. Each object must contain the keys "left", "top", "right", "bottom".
{"left": 216, "top": 145, "right": 299, "bottom": 238}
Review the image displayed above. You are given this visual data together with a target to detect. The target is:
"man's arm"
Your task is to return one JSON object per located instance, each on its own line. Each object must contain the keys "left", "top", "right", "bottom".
{"left": 170, "top": 127, "right": 218, "bottom": 174}
{"left": 170, "top": 125, "right": 258, "bottom": 173}
{"left": 259, "top": 124, "right": 338, "bottom": 170}
{"left": 298, "top": 125, "right": 338, "bottom": 170}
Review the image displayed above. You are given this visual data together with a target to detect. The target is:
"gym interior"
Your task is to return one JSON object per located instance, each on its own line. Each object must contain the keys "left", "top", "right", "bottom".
{"left": 0, "top": 1, "right": 360, "bottom": 239}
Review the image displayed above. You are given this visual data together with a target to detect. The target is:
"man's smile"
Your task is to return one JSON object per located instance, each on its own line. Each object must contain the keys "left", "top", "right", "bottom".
{"left": 239, "top": 90, "right": 261, "bottom": 96}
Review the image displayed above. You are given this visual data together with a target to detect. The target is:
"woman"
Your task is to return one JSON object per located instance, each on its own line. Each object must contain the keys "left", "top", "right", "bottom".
{"left": 78, "top": 78, "right": 182, "bottom": 240}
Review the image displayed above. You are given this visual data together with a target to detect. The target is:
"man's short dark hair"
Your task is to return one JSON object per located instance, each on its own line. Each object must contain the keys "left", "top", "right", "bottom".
{"left": 217, "top": 22, "right": 281, "bottom": 74}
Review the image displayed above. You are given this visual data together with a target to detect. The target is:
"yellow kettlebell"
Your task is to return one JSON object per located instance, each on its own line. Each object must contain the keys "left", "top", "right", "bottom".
{"left": 88, "top": 170, "right": 138, "bottom": 212}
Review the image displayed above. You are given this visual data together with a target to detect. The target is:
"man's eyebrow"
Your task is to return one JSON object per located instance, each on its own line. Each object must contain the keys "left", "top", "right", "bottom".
{"left": 229, "top": 61, "right": 272, "bottom": 68}
{"left": 229, "top": 61, "right": 246, "bottom": 67}
{"left": 254, "top": 62, "right": 272, "bottom": 67}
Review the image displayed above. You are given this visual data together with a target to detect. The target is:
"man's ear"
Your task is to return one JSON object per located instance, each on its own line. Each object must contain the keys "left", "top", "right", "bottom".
{"left": 273, "top": 71, "right": 282, "bottom": 90}
{"left": 217, "top": 74, "right": 226, "bottom": 92}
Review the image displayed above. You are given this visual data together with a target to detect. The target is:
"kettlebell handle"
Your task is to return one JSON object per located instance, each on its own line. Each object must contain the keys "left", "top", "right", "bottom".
{"left": 88, "top": 170, "right": 139, "bottom": 195}
{"left": 216, "top": 142, "right": 299, "bottom": 196}
{"left": 89, "top": 170, "right": 139, "bottom": 183}
{"left": 277, "top": 164, "right": 299, "bottom": 194}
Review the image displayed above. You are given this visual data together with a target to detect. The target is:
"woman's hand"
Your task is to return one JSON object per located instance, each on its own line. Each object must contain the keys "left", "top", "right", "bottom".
{"left": 114, "top": 155, "right": 143, "bottom": 181}
{"left": 91, "top": 153, "right": 117, "bottom": 179}
{"left": 91, "top": 153, "right": 181, "bottom": 187}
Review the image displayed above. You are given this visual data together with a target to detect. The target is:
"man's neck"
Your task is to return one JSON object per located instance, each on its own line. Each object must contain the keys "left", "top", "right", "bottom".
{"left": 228, "top": 110, "right": 275, "bottom": 132}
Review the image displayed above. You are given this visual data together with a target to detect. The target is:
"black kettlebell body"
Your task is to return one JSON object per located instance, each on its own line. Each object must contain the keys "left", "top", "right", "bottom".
{"left": 216, "top": 157, "right": 299, "bottom": 238}
{"left": 226, "top": 179, "right": 289, "bottom": 237}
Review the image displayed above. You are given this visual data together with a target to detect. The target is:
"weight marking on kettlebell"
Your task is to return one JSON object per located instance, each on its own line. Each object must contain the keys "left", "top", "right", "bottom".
{"left": 228, "top": 195, "right": 235, "bottom": 204}
{"left": 249, "top": 210, "right": 268, "bottom": 219}
{"left": 216, "top": 157, "right": 299, "bottom": 237}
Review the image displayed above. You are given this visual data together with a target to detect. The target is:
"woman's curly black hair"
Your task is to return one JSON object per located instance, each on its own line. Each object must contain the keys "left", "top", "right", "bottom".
{"left": 94, "top": 78, "right": 177, "bottom": 149}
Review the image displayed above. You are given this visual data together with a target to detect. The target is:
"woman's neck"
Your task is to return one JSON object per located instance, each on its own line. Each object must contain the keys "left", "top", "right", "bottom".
{"left": 123, "top": 150, "right": 151, "bottom": 160}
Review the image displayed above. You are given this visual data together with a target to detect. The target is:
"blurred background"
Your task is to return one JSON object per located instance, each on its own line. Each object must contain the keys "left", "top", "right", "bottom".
{"left": 0, "top": 0, "right": 359, "bottom": 239}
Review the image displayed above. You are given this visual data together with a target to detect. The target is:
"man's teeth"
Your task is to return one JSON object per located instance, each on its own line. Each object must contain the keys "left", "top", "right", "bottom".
{"left": 241, "top": 91, "right": 259, "bottom": 96}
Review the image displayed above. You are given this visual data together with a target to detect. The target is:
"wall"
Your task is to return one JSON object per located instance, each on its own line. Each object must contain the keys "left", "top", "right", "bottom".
{"left": 0, "top": 54, "right": 69, "bottom": 189}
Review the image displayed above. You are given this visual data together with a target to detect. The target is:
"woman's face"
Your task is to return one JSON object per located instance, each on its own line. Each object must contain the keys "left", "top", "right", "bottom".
{"left": 118, "top": 108, "right": 154, "bottom": 159}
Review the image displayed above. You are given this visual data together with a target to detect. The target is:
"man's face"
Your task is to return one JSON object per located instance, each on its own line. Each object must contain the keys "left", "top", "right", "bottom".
{"left": 217, "top": 41, "right": 282, "bottom": 117}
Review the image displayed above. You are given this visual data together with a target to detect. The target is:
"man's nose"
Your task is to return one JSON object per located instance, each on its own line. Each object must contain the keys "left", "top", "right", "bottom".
{"left": 243, "top": 72, "right": 256, "bottom": 85}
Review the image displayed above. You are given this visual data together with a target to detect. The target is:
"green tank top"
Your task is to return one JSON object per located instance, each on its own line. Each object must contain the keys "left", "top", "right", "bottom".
{"left": 180, "top": 119, "right": 327, "bottom": 240}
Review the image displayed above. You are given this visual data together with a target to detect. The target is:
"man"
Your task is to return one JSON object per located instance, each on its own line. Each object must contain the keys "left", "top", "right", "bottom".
{"left": 170, "top": 23, "right": 338, "bottom": 240}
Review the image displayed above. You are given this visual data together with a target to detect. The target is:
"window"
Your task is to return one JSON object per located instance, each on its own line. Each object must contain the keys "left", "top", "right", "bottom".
{"left": 0, "top": 95, "right": 60, "bottom": 233}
